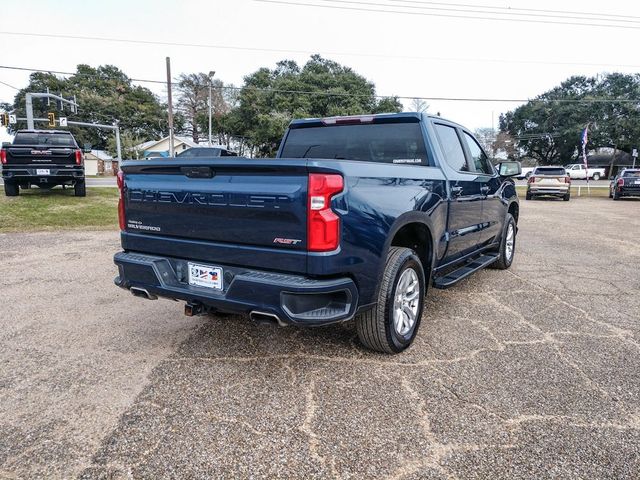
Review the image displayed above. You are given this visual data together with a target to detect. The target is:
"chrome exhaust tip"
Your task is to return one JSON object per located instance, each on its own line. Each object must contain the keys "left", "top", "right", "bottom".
{"left": 130, "top": 287, "right": 157, "bottom": 300}
{"left": 249, "top": 311, "right": 287, "bottom": 327}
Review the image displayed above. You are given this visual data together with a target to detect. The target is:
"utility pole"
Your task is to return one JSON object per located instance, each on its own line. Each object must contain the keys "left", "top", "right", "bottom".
{"left": 166, "top": 57, "right": 175, "bottom": 157}
{"left": 208, "top": 70, "right": 216, "bottom": 147}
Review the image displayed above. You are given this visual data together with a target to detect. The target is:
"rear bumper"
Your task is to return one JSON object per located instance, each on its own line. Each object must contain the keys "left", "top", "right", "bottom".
{"left": 528, "top": 186, "right": 569, "bottom": 195}
{"left": 617, "top": 187, "right": 640, "bottom": 197}
{"left": 113, "top": 251, "right": 359, "bottom": 326}
{"left": 2, "top": 166, "right": 84, "bottom": 184}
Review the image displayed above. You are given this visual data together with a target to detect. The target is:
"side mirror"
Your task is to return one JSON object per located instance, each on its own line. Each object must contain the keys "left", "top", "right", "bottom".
{"left": 82, "top": 143, "right": 92, "bottom": 153}
{"left": 498, "top": 161, "right": 522, "bottom": 177}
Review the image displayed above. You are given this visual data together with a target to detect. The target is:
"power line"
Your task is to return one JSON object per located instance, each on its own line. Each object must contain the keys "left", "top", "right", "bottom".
{"left": 1, "top": 64, "right": 639, "bottom": 104}
{"left": 382, "top": 0, "right": 640, "bottom": 22}
{"left": 0, "top": 79, "right": 20, "bottom": 90}
{"left": 303, "top": 0, "right": 640, "bottom": 25}
{"left": 1, "top": 31, "right": 640, "bottom": 71}
{"left": 0, "top": 64, "right": 165, "bottom": 85}
{"left": 255, "top": 0, "right": 640, "bottom": 30}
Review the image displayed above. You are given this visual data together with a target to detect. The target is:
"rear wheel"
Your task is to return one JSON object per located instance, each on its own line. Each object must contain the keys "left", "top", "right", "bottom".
{"left": 74, "top": 180, "right": 86, "bottom": 197}
{"left": 613, "top": 190, "right": 620, "bottom": 201}
{"left": 592, "top": 173, "right": 601, "bottom": 180}
{"left": 491, "top": 213, "right": 516, "bottom": 270}
{"left": 356, "top": 247, "right": 425, "bottom": 354}
{"left": 4, "top": 182, "right": 19, "bottom": 196}
{"left": 525, "top": 191, "right": 532, "bottom": 200}
{"left": 563, "top": 192, "right": 570, "bottom": 201}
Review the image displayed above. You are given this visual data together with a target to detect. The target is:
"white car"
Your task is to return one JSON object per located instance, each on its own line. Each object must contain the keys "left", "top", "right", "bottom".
{"left": 516, "top": 167, "right": 535, "bottom": 179}
{"left": 565, "top": 164, "right": 605, "bottom": 180}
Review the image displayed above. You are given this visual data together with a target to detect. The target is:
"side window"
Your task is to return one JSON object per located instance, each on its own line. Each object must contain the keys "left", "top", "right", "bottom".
{"left": 434, "top": 124, "right": 468, "bottom": 172}
{"left": 463, "top": 132, "right": 493, "bottom": 175}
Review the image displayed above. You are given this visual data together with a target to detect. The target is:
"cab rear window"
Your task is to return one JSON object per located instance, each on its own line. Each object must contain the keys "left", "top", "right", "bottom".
{"left": 623, "top": 170, "right": 640, "bottom": 178}
{"left": 534, "top": 167, "right": 566, "bottom": 176}
{"left": 280, "top": 123, "right": 429, "bottom": 165}
{"left": 13, "top": 133, "right": 76, "bottom": 147}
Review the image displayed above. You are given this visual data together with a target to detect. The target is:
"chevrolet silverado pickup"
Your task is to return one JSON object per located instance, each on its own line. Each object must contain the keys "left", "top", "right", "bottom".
{"left": 1, "top": 130, "right": 85, "bottom": 196}
{"left": 114, "top": 113, "right": 521, "bottom": 353}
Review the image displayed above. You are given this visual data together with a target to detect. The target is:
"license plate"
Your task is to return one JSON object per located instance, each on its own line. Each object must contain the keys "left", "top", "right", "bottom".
{"left": 635, "top": 180, "right": 640, "bottom": 185}
{"left": 188, "top": 263, "right": 223, "bottom": 290}
{"left": 36, "top": 169, "right": 50, "bottom": 175}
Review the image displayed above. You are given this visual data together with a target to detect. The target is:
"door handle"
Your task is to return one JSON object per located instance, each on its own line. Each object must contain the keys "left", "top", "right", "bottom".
{"left": 480, "top": 185, "right": 490, "bottom": 194}
{"left": 451, "top": 186, "right": 463, "bottom": 197}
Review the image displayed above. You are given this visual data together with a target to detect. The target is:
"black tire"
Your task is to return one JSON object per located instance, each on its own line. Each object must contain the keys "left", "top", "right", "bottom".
{"left": 609, "top": 188, "right": 613, "bottom": 198}
{"left": 563, "top": 193, "right": 570, "bottom": 201}
{"left": 490, "top": 213, "right": 516, "bottom": 270}
{"left": 356, "top": 247, "right": 425, "bottom": 354}
{"left": 613, "top": 190, "right": 620, "bottom": 201}
{"left": 74, "top": 180, "right": 86, "bottom": 197}
{"left": 592, "top": 173, "right": 601, "bottom": 181}
{"left": 4, "top": 182, "right": 19, "bottom": 196}
{"left": 525, "top": 191, "right": 532, "bottom": 200}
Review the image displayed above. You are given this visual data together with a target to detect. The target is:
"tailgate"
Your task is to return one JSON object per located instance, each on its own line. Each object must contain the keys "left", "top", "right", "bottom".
{"left": 6, "top": 146, "right": 77, "bottom": 165}
{"left": 122, "top": 159, "right": 310, "bottom": 251}
{"left": 536, "top": 175, "right": 566, "bottom": 186}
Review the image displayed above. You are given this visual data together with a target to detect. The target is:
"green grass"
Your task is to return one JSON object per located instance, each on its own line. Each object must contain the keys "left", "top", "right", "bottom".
{"left": 515, "top": 185, "right": 610, "bottom": 198}
{"left": 0, "top": 187, "right": 119, "bottom": 233}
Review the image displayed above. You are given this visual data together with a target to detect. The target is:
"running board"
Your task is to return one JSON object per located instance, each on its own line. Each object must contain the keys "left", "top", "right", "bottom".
{"left": 433, "top": 253, "right": 499, "bottom": 289}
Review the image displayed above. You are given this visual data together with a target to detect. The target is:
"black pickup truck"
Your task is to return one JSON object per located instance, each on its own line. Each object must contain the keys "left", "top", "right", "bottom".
{"left": 114, "top": 113, "right": 521, "bottom": 353}
{"left": 1, "top": 130, "right": 86, "bottom": 196}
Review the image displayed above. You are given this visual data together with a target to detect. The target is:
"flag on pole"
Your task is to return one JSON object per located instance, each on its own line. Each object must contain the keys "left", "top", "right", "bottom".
{"left": 581, "top": 125, "right": 590, "bottom": 190}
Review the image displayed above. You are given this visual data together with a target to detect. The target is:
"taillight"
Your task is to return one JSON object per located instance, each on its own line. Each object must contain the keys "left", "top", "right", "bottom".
{"left": 75, "top": 149, "right": 83, "bottom": 165}
{"left": 0, "top": 149, "right": 6, "bottom": 164}
{"left": 528, "top": 176, "right": 536, "bottom": 184}
{"left": 117, "top": 170, "right": 126, "bottom": 230}
{"left": 564, "top": 176, "right": 571, "bottom": 183}
{"left": 618, "top": 178, "right": 625, "bottom": 187}
{"left": 307, "top": 173, "right": 343, "bottom": 252}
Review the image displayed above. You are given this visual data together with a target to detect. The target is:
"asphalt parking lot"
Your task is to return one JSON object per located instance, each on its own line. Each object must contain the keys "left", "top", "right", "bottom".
{"left": 1, "top": 197, "right": 639, "bottom": 479}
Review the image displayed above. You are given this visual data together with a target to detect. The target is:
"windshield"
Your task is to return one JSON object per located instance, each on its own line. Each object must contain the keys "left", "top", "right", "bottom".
{"left": 535, "top": 167, "right": 566, "bottom": 176}
{"left": 280, "top": 123, "right": 429, "bottom": 165}
{"left": 13, "top": 132, "right": 76, "bottom": 147}
{"left": 622, "top": 170, "right": 640, "bottom": 178}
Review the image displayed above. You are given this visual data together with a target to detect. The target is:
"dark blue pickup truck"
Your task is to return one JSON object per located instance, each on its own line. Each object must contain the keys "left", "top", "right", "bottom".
{"left": 114, "top": 113, "right": 521, "bottom": 353}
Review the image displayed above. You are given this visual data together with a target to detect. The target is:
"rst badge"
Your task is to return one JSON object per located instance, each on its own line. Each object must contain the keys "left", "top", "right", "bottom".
{"left": 188, "top": 263, "right": 223, "bottom": 290}
{"left": 273, "top": 237, "right": 302, "bottom": 246}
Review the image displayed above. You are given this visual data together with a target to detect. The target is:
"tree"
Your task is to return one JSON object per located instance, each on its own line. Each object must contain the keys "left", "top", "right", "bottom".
{"left": 492, "top": 131, "right": 519, "bottom": 159}
{"left": 473, "top": 128, "right": 496, "bottom": 157}
{"left": 230, "top": 55, "right": 402, "bottom": 155}
{"left": 194, "top": 79, "right": 240, "bottom": 148}
{"left": 176, "top": 73, "right": 212, "bottom": 143}
{"left": 500, "top": 73, "right": 640, "bottom": 164}
{"left": 410, "top": 98, "right": 429, "bottom": 113}
{"left": 6, "top": 65, "right": 168, "bottom": 152}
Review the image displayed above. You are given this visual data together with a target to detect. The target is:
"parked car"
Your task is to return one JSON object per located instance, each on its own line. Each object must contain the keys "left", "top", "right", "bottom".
{"left": 526, "top": 166, "right": 571, "bottom": 201}
{"left": 176, "top": 146, "right": 238, "bottom": 158}
{"left": 565, "top": 163, "right": 605, "bottom": 180}
{"left": 1, "top": 130, "right": 85, "bottom": 196}
{"left": 113, "top": 112, "right": 521, "bottom": 354}
{"left": 610, "top": 168, "right": 640, "bottom": 200}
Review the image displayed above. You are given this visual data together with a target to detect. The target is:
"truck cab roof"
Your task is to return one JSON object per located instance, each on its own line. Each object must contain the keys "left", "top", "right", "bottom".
{"left": 15, "top": 129, "right": 73, "bottom": 135}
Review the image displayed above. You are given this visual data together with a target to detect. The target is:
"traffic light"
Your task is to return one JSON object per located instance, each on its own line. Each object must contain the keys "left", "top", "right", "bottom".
{"left": 0, "top": 113, "right": 8, "bottom": 127}
{"left": 48, "top": 113, "right": 56, "bottom": 127}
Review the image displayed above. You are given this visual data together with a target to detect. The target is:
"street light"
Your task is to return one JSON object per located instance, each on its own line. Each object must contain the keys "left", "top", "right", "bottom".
{"left": 208, "top": 70, "right": 216, "bottom": 147}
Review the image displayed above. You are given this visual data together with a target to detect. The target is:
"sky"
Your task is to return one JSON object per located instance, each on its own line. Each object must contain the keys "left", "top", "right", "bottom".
{"left": 1, "top": 0, "right": 640, "bottom": 144}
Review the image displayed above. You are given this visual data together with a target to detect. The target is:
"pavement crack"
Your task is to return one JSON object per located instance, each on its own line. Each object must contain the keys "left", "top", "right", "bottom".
{"left": 298, "top": 379, "right": 339, "bottom": 478}
{"left": 506, "top": 270, "right": 640, "bottom": 350}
